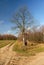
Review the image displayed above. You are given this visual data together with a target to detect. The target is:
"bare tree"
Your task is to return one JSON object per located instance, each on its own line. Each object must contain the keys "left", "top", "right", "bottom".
{"left": 11, "top": 7, "right": 35, "bottom": 46}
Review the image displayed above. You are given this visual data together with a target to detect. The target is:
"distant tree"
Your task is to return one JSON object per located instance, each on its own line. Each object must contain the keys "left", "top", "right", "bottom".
{"left": 0, "top": 34, "right": 17, "bottom": 40}
{"left": 11, "top": 7, "right": 36, "bottom": 46}
{"left": 40, "top": 25, "right": 44, "bottom": 42}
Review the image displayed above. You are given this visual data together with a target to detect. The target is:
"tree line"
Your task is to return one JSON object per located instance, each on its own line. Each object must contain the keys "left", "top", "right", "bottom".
{"left": 0, "top": 34, "right": 17, "bottom": 40}
{"left": 18, "top": 25, "right": 44, "bottom": 43}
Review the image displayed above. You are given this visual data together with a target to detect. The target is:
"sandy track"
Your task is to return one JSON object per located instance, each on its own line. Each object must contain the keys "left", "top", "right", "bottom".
{"left": 0, "top": 42, "right": 16, "bottom": 65}
{"left": 0, "top": 43, "right": 44, "bottom": 65}
{"left": 30, "top": 52, "right": 44, "bottom": 65}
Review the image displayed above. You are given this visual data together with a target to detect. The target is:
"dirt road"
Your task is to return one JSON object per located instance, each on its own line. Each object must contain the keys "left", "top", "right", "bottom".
{"left": 0, "top": 42, "right": 16, "bottom": 65}
{"left": 0, "top": 43, "right": 44, "bottom": 65}
{"left": 30, "top": 52, "right": 44, "bottom": 65}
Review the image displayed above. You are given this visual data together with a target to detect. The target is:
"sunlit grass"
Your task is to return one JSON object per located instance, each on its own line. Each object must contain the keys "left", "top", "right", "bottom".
{"left": 0, "top": 40, "right": 16, "bottom": 48}
{"left": 13, "top": 41, "right": 44, "bottom": 56}
{"left": 0, "top": 40, "right": 44, "bottom": 56}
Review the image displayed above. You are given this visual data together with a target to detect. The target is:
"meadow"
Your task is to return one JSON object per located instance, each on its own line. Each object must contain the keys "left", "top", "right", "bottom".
{"left": 0, "top": 40, "right": 44, "bottom": 56}
{"left": 0, "top": 40, "right": 15, "bottom": 48}
{"left": 13, "top": 41, "right": 44, "bottom": 56}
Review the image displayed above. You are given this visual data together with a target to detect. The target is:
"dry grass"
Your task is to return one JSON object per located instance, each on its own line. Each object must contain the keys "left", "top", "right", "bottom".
{"left": 13, "top": 40, "right": 44, "bottom": 56}
{"left": 0, "top": 40, "right": 16, "bottom": 48}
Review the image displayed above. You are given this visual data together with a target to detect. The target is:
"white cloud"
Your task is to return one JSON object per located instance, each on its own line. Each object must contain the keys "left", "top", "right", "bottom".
{"left": 3, "top": 30, "right": 18, "bottom": 37}
{"left": 7, "top": 30, "right": 12, "bottom": 33}
{"left": 27, "top": 27, "right": 31, "bottom": 30}
{"left": 4, "top": 30, "right": 12, "bottom": 34}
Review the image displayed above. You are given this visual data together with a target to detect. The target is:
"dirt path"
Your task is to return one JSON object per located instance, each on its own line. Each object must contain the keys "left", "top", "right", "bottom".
{"left": 0, "top": 43, "right": 44, "bottom": 65}
{"left": 0, "top": 42, "right": 16, "bottom": 65}
{"left": 30, "top": 52, "right": 44, "bottom": 65}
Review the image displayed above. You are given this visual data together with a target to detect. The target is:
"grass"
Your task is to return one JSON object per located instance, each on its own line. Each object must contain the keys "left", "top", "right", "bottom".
{"left": 0, "top": 40, "right": 44, "bottom": 56}
{"left": 13, "top": 41, "right": 44, "bottom": 56}
{"left": 13, "top": 41, "right": 35, "bottom": 56}
{"left": 34, "top": 46, "right": 44, "bottom": 52}
{"left": 0, "top": 40, "right": 16, "bottom": 48}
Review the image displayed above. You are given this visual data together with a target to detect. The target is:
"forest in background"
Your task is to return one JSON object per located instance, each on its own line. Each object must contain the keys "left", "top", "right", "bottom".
{"left": 0, "top": 25, "right": 44, "bottom": 43}
{"left": 0, "top": 34, "right": 17, "bottom": 40}
{"left": 18, "top": 25, "right": 44, "bottom": 43}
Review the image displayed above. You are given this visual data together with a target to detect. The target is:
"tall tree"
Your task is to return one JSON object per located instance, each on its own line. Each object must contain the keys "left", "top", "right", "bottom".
{"left": 11, "top": 7, "right": 35, "bottom": 46}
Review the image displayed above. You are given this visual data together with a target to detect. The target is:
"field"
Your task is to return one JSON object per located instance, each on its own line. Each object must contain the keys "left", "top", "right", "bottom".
{"left": 13, "top": 41, "right": 44, "bottom": 56}
{"left": 0, "top": 40, "right": 44, "bottom": 65}
{"left": 0, "top": 40, "right": 16, "bottom": 48}
{"left": 0, "top": 40, "right": 44, "bottom": 56}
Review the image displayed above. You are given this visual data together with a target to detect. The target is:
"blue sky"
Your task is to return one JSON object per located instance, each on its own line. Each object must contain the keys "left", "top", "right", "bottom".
{"left": 0, "top": 0, "right": 44, "bottom": 35}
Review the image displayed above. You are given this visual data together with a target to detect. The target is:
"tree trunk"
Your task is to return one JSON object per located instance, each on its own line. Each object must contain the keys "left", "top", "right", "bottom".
{"left": 23, "top": 37, "right": 27, "bottom": 46}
